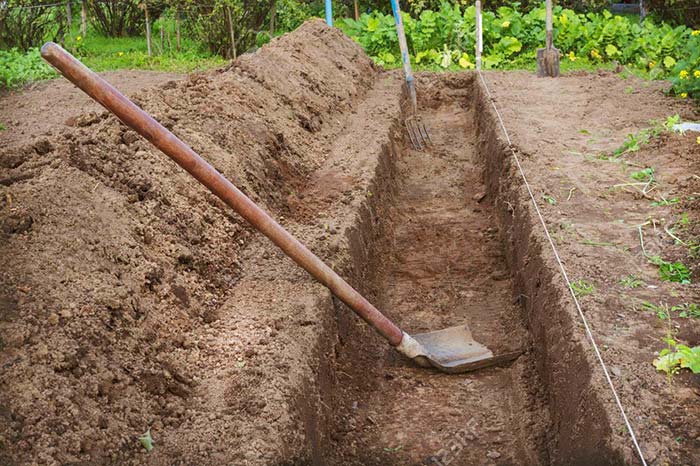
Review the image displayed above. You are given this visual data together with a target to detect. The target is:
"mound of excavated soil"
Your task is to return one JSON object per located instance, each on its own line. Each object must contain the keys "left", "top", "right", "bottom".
{"left": 0, "top": 19, "right": 378, "bottom": 465}
{"left": 4, "top": 17, "right": 700, "bottom": 466}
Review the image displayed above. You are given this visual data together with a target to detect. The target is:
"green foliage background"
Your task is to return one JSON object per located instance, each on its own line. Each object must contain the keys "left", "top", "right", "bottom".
{"left": 2, "top": 0, "right": 700, "bottom": 100}
{"left": 338, "top": 2, "right": 700, "bottom": 98}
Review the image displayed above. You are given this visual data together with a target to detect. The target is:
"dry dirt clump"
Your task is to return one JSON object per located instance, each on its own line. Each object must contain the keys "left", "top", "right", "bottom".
{"left": 0, "top": 19, "right": 377, "bottom": 465}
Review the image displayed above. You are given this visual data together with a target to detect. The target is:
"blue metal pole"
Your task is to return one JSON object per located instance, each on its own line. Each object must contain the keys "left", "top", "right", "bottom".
{"left": 325, "top": 0, "right": 333, "bottom": 26}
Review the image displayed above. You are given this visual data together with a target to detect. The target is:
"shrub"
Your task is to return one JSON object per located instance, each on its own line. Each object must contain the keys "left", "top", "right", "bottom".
{"left": 0, "top": 0, "right": 65, "bottom": 51}
{"left": 0, "top": 48, "right": 56, "bottom": 88}
{"left": 182, "top": 0, "right": 273, "bottom": 58}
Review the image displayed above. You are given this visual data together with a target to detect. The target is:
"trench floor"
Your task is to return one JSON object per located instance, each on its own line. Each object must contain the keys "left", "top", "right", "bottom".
{"left": 331, "top": 96, "right": 547, "bottom": 466}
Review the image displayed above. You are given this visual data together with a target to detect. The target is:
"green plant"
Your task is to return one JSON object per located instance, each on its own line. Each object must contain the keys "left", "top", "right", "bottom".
{"left": 639, "top": 300, "right": 672, "bottom": 319}
{"left": 0, "top": 123, "right": 6, "bottom": 131}
{"left": 648, "top": 255, "right": 692, "bottom": 284}
{"left": 650, "top": 197, "right": 680, "bottom": 206}
{"left": 571, "top": 279, "right": 595, "bottom": 297}
{"left": 672, "top": 303, "right": 700, "bottom": 318}
{"left": 0, "top": 48, "right": 56, "bottom": 88}
{"left": 138, "top": 428, "right": 154, "bottom": 452}
{"left": 630, "top": 167, "right": 655, "bottom": 183}
{"left": 543, "top": 194, "right": 557, "bottom": 205}
{"left": 619, "top": 275, "right": 645, "bottom": 288}
{"left": 654, "top": 339, "right": 700, "bottom": 375}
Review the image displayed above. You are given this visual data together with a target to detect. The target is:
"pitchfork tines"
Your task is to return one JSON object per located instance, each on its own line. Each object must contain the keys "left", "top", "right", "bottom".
{"left": 404, "top": 80, "right": 431, "bottom": 150}
{"left": 405, "top": 113, "right": 432, "bottom": 150}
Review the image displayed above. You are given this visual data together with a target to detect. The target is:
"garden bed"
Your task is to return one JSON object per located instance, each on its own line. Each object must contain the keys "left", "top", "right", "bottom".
{"left": 0, "top": 19, "right": 698, "bottom": 466}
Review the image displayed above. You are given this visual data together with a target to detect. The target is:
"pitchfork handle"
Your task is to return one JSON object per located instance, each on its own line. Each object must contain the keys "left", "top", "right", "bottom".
{"left": 40, "top": 42, "right": 405, "bottom": 347}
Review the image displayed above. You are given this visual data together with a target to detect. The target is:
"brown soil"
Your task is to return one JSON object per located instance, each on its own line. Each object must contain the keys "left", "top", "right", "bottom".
{"left": 0, "top": 70, "right": 183, "bottom": 151}
{"left": 480, "top": 71, "right": 700, "bottom": 466}
{"left": 1, "top": 19, "right": 699, "bottom": 466}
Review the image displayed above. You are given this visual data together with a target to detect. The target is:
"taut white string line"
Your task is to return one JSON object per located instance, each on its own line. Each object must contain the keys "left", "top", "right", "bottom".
{"left": 477, "top": 70, "right": 648, "bottom": 466}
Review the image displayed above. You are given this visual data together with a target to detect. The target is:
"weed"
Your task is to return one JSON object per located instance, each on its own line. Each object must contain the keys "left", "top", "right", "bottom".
{"left": 639, "top": 300, "right": 671, "bottom": 319}
{"left": 582, "top": 239, "right": 616, "bottom": 247}
{"left": 630, "top": 167, "right": 655, "bottom": 183}
{"left": 624, "top": 85, "right": 634, "bottom": 94}
{"left": 647, "top": 255, "right": 692, "bottom": 284}
{"left": 672, "top": 303, "right": 700, "bottom": 319}
{"left": 651, "top": 197, "right": 680, "bottom": 207}
{"left": 612, "top": 130, "right": 650, "bottom": 157}
{"left": 571, "top": 279, "right": 595, "bottom": 297}
{"left": 543, "top": 194, "right": 557, "bottom": 205}
{"left": 138, "top": 428, "right": 154, "bottom": 452}
{"left": 619, "top": 275, "right": 645, "bottom": 288}
{"left": 0, "top": 123, "right": 5, "bottom": 131}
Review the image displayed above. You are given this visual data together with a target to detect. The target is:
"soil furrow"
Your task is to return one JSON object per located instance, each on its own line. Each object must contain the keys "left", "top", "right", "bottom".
{"left": 329, "top": 82, "right": 547, "bottom": 466}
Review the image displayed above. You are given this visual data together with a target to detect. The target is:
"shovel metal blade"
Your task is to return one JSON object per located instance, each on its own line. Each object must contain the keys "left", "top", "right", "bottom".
{"left": 536, "top": 47, "right": 561, "bottom": 78}
{"left": 397, "top": 325, "right": 522, "bottom": 374}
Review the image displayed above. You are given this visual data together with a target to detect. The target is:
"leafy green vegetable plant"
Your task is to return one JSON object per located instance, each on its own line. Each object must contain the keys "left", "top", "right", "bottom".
{"left": 654, "top": 339, "right": 700, "bottom": 375}
{"left": 647, "top": 255, "right": 692, "bottom": 284}
{"left": 338, "top": 2, "right": 700, "bottom": 99}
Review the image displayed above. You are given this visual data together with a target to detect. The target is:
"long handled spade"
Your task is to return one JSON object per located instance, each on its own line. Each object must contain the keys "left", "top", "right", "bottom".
{"left": 41, "top": 43, "right": 520, "bottom": 374}
{"left": 536, "top": 0, "right": 560, "bottom": 77}
{"left": 390, "top": 0, "right": 431, "bottom": 151}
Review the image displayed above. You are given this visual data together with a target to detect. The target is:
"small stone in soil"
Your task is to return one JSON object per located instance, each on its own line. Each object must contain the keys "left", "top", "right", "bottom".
{"left": 486, "top": 450, "right": 501, "bottom": 459}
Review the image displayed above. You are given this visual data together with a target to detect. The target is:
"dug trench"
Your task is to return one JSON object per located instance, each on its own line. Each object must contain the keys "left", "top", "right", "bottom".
{"left": 314, "top": 74, "right": 634, "bottom": 465}
{"left": 0, "top": 22, "right": 640, "bottom": 465}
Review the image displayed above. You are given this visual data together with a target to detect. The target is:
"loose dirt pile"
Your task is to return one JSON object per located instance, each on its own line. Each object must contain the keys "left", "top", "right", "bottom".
{"left": 0, "top": 19, "right": 380, "bottom": 465}
{"left": 0, "top": 70, "right": 184, "bottom": 151}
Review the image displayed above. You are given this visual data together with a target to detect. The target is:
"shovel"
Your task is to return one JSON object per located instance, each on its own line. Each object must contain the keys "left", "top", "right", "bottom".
{"left": 390, "top": 0, "right": 431, "bottom": 151}
{"left": 536, "top": 0, "right": 560, "bottom": 78}
{"left": 41, "top": 42, "right": 520, "bottom": 374}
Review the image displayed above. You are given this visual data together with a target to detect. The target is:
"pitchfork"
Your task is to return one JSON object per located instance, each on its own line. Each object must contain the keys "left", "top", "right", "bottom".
{"left": 390, "top": 0, "right": 431, "bottom": 150}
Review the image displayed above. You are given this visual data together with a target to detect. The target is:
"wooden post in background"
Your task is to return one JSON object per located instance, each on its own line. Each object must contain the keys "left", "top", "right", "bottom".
{"left": 354, "top": 0, "right": 359, "bottom": 20}
{"left": 80, "top": 0, "right": 87, "bottom": 36}
{"left": 475, "top": 0, "right": 482, "bottom": 71}
{"left": 640, "top": 0, "right": 646, "bottom": 22}
{"left": 159, "top": 22, "right": 164, "bottom": 54}
{"left": 144, "top": 1, "right": 152, "bottom": 57}
{"left": 175, "top": 7, "right": 181, "bottom": 51}
{"left": 225, "top": 5, "right": 237, "bottom": 60}
{"left": 270, "top": 0, "right": 276, "bottom": 36}
{"left": 66, "top": 1, "right": 72, "bottom": 31}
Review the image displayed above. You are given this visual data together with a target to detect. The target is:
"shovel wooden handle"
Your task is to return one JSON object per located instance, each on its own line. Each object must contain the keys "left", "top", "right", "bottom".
{"left": 40, "top": 42, "right": 405, "bottom": 347}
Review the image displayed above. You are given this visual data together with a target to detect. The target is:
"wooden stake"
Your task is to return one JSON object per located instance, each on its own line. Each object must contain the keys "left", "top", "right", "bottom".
{"left": 144, "top": 1, "right": 152, "bottom": 57}
{"left": 475, "top": 0, "right": 482, "bottom": 71}
{"left": 270, "top": 0, "right": 276, "bottom": 35}
{"left": 80, "top": 0, "right": 87, "bottom": 36}
{"left": 175, "top": 7, "right": 181, "bottom": 51}
{"left": 354, "top": 0, "right": 359, "bottom": 20}
{"left": 159, "top": 22, "right": 164, "bottom": 54}
{"left": 66, "top": 1, "right": 72, "bottom": 31}
{"left": 225, "top": 5, "right": 236, "bottom": 60}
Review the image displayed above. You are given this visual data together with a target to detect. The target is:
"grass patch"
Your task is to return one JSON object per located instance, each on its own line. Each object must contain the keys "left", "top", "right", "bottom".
{"left": 1, "top": 24, "right": 226, "bottom": 89}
